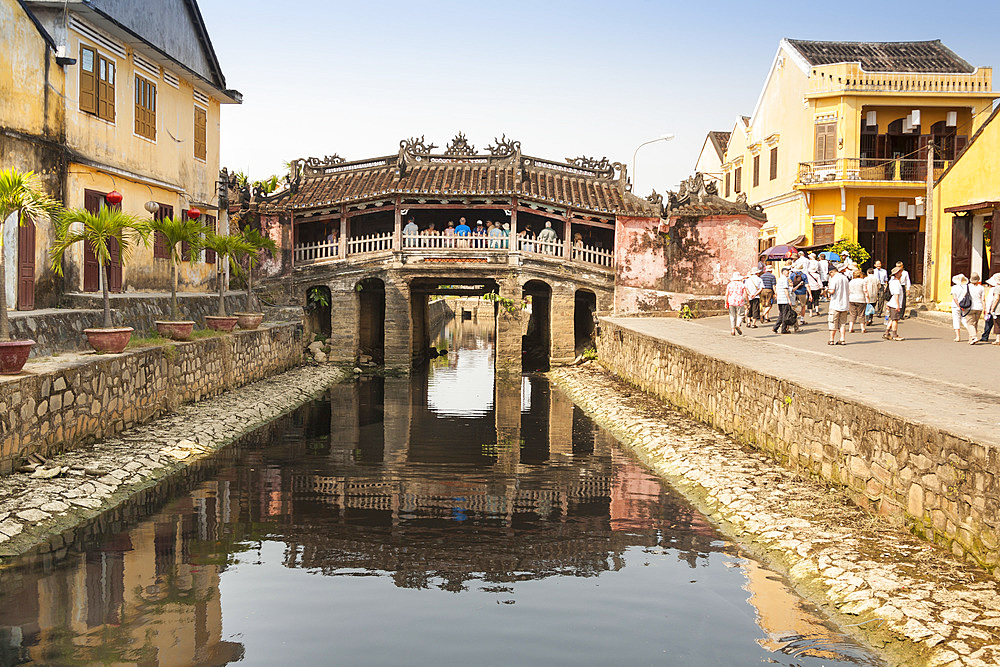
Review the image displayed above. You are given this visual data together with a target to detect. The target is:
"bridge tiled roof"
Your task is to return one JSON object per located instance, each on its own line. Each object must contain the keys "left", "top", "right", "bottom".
{"left": 265, "top": 136, "right": 659, "bottom": 217}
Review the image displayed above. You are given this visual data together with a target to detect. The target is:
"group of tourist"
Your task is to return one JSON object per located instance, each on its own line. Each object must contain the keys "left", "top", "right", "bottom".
{"left": 949, "top": 273, "right": 1000, "bottom": 345}
{"left": 723, "top": 250, "right": 920, "bottom": 345}
{"left": 403, "top": 216, "right": 511, "bottom": 248}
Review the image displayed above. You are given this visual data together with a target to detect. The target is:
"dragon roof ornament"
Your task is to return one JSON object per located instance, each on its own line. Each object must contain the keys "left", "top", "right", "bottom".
{"left": 485, "top": 134, "right": 521, "bottom": 158}
{"left": 444, "top": 131, "right": 476, "bottom": 156}
{"left": 665, "top": 172, "right": 766, "bottom": 221}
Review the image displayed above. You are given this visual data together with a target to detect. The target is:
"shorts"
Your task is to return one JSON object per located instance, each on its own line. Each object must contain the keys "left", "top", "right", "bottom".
{"left": 848, "top": 302, "right": 866, "bottom": 323}
{"left": 748, "top": 297, "right": 761, "bottom": 320}
{"left": 828, "top": 309, "right": 848, "bottom": 330}
{"left": 888, "top": 307, "right": 902, "bottom": 322}
{"left": 795, "top": 293, "right": 808, "bottom": 308}
{"left": 759, "top": 288, "right": 774, "bottom": 306}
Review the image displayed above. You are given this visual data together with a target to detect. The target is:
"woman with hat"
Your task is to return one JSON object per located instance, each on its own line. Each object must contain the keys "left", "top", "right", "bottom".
{"left": 884, "top": 266, "right": 906, "bottom": 341}
{"left": 950, "top": 273, "right": 975, "bottom": 343}
{"left": 725, "top": 271, "right": 749, "bottom": 336}
{"left": 983, "top": 274, "right": 1000, "bottom": 344}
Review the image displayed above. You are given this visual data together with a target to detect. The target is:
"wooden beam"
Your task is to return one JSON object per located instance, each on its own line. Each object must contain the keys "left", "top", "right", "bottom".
{"left": 339, "top": 205, "right": 348, "bottom": 259}
{"left": 393, "top": 195, "right": 402, "bottom": 251}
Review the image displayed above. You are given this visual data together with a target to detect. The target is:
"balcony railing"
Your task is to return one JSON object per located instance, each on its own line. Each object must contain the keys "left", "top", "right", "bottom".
{"left": 807, "top": 63, "right": 993, "bottom": 96}
{"left": 294, "top": 232, "right": 614, "bottom": 269}
{"left": 797, "top": 158, "right": 950, "bottom": 185}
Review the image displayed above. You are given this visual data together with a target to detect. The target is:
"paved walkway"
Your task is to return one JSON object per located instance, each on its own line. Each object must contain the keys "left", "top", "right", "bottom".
{"left": 606, "top": 311, "right": 1000, "bottom": 449}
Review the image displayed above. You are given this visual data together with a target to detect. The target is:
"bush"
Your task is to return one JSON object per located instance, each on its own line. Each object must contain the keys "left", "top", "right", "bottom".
{"left": 824, "top": 238, "right": 870, "bottom": 267}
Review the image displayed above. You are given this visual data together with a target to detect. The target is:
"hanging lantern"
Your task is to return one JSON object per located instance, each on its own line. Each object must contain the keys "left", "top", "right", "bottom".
{"left": 144, "top": 200, "right": 160, "bottom": 215}
{"left": 187, "top": 207, "right": 201, "bottom": 220}
{"left": 105, "top": 190, "right": 123, "bottom": 205}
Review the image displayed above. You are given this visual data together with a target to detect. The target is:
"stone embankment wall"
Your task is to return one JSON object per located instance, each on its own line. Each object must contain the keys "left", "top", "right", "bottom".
{"left": 63, "top": 292, "right": 250, "bottom": 334}
{"left": 597, "top": 319, "right": 1000, "bottom": 572}
{"left": 0, "top": 323, "right": 301, "bottom": 473}
{"left": 427, "top": 298, "right": 454, "bottom": 333}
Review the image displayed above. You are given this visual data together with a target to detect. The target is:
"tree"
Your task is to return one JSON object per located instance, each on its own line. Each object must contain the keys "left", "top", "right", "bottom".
{"left": 146, "top": 215, "right": 209, "bottom": 320}
{"left": 201, "top": 232, "right": 254, "bottom": 317}
{"left": 50, "top": 207, "right": 150, "bottom": 328}
{"left": 236, "top": 225, "right": 278, "bottom": 312}
{"left": 0, "top": 168, "right": 61, "bottom": 340}
{"left": 824, "top": 238, "right": 871, "bottom": 267}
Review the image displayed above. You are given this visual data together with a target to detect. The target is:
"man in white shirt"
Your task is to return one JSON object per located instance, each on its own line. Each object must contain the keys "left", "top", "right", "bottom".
{"left": 818, "top": 254, "right": 830, "bottom": 289}
{"left": 771, "top": 267, "right": 794, "bottom": 334}
{"left": 826, "top": 265, "right": 850, "bottom": 345}
{"left": 872, "top": 260, "right": 888, "bottom": 316}
{"left": 895, "top": 261, "right": 911, "bottom": 318}
{"left": 744, "top": 268, "right": 764, "bottom": 328}
{"left": 402, "top": 216, "right": 419, "bottom": 247}
{"left": 884, "top": 266, "right": 906, "bottom": 340}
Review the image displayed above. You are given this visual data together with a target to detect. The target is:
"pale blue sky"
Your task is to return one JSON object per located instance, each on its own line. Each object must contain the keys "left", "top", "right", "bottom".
{"left": 200, "top": 0, "right": 1000, "bottom": 197}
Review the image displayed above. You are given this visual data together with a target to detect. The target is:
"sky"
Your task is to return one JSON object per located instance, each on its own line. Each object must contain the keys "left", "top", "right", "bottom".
{"left": 199, "top": 0, "right": 1000, "bottom": 198}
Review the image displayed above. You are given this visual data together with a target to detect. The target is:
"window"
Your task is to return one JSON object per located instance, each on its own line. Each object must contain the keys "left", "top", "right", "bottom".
{"left": 80, "top": 45, "right": 116, "bottom": 122}
{"left": 134, "top": 76, "right": 156, "bottom": 140}
{"left": 152, "top": 204, "right": 173, "bottom": 259}
{"left": 734, "top": 167, "right": 742, "bottom": 193}
{"left": 194, "top": 106, "right": 207, "bottom": 160}
{"left": 814, "top": 122, "right": 836, "bottom": 163}
{"left": 812, "top": 217, "right": 835, "bottom": 246}
{"left": 79, "top": 45, "right": 97, "bottom": 114}
{"left": 769, "top": 147, "right": 778, "bottom": 180}
{"left": 724, "top": 172, "right": 730, "bottom": 198}
{"left": 752, "top": 155, "right": 760, "bottom": 188}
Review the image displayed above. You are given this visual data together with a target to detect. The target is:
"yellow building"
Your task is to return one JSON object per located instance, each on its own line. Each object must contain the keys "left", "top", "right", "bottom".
{"left": 719, "top": 39, "right": 995, "bottom": 283}
{"left": 1, "top": 0, "right": 240, "bottom": 309}
{"left": 930, "top": 105, "right": 1000, "bottom": 307}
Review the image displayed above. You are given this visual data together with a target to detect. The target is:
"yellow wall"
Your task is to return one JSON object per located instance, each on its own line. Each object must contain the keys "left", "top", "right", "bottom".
{"left": 0, "top": 0, "right": 64, "bottom": 140}
{"left": 932, "top": 109, "right": 1000, "bottom": 307}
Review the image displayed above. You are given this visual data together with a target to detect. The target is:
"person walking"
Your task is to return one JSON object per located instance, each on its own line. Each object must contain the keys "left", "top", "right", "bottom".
{"left": 818, "top": 253, "right": 830, "bottom": 294}
{"left": 863, "top": 268, "right": 879, "bottom": 326}
{"left": 725, "top": 271, "right": 749, "bottom": 336}
{"left": 760, "top": 266, "right": 776, "bottom": 323}
{"left": 895, "top": 261, "right": 911, "bottom": 318}
{"left": 772, "top": 267, "right": 794, "bottom": 334}
{"left": 827, "top": 265, "right": 850, "bottom": 345}
{"left": 806, "top": 254, "right": 823, "bottom": 316}
{"left": 985, "top": 274, "right": 1000, "bottom": 345}
{"left": 967, "top": 274, "right": 985, "bottom": 344}
{"left": 884, "top": 266, "right": 905, "bottom": 341}
{"left": 872, "top": 260, "right": 888, "bottom": 317}
{"left": 847, "top": 269, "right": 869, "bottom": 334}
{"left": 745, "top": 268, "right": 763, "bottom": 328}
{"left": 950, "top": 274, "right": 971, "bottom": 342}
{"left": 791, "top": 266, "right": 808, "bottom": 328}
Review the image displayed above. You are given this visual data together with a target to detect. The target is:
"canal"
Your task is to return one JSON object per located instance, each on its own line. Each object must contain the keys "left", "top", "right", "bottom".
{"left": 0, "top": 317, "right": 882, "bottom": 665}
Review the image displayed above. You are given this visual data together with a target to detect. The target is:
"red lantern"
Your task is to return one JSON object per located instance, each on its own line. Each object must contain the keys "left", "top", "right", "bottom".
{"left": 105, "top": 190, "right": 123, "bottom": 205}
{"left": 187, "top": 207, "right": 201, "bottom": 220}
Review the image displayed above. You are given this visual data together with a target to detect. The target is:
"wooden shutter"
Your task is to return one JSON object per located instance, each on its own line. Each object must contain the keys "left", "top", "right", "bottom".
{"left": 955, "top": 135, "right": 969, "bottom": 159}
{"left": 83, "top": 190, "right": 103, "bottom": 291}
{"left": 98, "top": 55, "right": 116, "bottom": 122}
{"left": 79, "top": 45, "right": 98, "bottom": 114}
{"left": 752, "top": 155, "right": 760, "bottom": 187}
{"left": 17, "top": 214, "right": 35, "bottom": 310}
{"left": 134, "top": 76, "right": 156, "bottom": 140}
{"left": 724, "top": 172, "right": 730, "bottom": 197}
{"left": 912, "top": 232, "right": 925, "bottom": 284}
{"left": 734, "top": 167, "right": 742, "bottom": 193}
{"left": 194, "top": 106, "right": 207, "bottom": 160}
{"left": 951, "top": 215, "right": 972, "bottom": 278}
{"left": 815, "top": 123, "right": 836, "bottom": 163}
{"left": 153, "top": 204, "right": 173, "bottom": 259}
{"left": 990, "top": 210, "right": 1000, "bottom": 277}
{"left": 107, "top": 236, "right": 122, "bottom": 292}
{"left": 769, "top": 147, "right": 778, "bottom": 180}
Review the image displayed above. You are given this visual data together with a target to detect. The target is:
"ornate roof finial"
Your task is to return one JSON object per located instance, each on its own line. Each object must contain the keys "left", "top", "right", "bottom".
{"left": 486, "top": 134, "right": 521, "bottom": 158}
{"left": 566, "top": 155, "right": 612, "bottom": 171}
{"left": 400, "top": 135, "right": 438, "bottom": 155}
{"left": 445, "top": 131, "right": 476, "bottom": 156}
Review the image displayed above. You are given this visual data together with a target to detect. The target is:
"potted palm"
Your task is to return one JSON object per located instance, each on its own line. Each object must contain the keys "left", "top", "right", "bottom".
{"left": 233, "top": 226, "right": 278, "bottom": 329}
{"left": 0, "top": 168, "right": 62, "bottom": 373}
{"left": 50, "top": 207, "right": 150, "bottom": 354}
{"left": 201, "top": 231, "right": 254, "bottom": 331}
{"left": 146, "top": 215, "right": 207, "bottom": 340}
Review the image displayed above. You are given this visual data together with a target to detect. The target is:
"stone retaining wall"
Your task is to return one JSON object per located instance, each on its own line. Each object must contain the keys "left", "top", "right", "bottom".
{"left": 0, "top": 323, "right": 301, "bottom": 474}
{"left": 597, "top": 319, "right": 1000, "bottom": 572}
{"left": 63, "top": 292, "right": 249, "bottom": 334}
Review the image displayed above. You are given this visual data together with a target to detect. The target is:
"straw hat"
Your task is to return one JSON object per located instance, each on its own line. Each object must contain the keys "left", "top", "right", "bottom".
{"left": 952, "top": 273, "right": 967, "bottom": 285}
{"left": 891, "top": 265, "right": 903, "bottom": 276}
{"left": 731, "top": 271, "right": 743, "bottom": 281}
{"left": 986, "top": 273, "right": 1000, "bottom": 287}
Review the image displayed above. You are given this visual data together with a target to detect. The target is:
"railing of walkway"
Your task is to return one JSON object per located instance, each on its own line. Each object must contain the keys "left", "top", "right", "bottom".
{"left": 294, "top": 233, "right": 614, "bottom": 268}
{"left": 294, "top": 240, "right": 338, "bottom": 264}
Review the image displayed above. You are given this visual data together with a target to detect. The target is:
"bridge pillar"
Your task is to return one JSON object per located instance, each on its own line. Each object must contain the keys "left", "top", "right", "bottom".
{"left": 383, "top": 272, "right": 413, "bottom": 371}
{"left": 382, "top": 376, "right": 411, "bottom": 466}
{"left": 328, "top": 278, "right": 360, "bottom": 364}
{"left": 494, "top": 375, "right": 521, "bottom": 473}
{"left": 410, "top": 291, "right": 430, "bottom": 362}
{"left": 549, "top": 282, "right": 577, "bottom": 365}
{"left": 494, "top": 276, "right": 522, "bottom": 377}
{"left": 548, "top": 387, "right": 575, "bottom": 459}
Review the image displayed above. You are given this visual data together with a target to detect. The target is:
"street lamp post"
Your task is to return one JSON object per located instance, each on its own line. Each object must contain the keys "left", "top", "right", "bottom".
{"left": 631, "top": 133, "right": 675, "bottom": 190}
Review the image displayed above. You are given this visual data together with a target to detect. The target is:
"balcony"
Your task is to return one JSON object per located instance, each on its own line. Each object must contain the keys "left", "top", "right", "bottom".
{"left": 293, "top": 232, "right": 614, "bottom": 269}
{"left": 806, "top": 63, "right": 993, "bottom": 97}
{"left": 796, "top": 158, "right": 950, "bottom": 187}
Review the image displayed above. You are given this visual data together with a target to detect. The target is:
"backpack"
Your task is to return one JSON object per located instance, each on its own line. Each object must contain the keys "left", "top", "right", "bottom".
{"left": 958, "top": 285, "right": 973, "bottom": 311}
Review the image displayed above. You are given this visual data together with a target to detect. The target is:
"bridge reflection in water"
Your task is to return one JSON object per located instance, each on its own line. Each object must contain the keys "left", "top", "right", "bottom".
{"left": 0, "top": 319, "right": 879, "bottom": 666}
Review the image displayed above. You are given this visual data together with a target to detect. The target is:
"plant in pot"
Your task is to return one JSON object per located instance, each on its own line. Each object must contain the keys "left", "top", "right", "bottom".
{"left": 50, "top": 206, "right": 150, "bottom": 354}
{"left": 0, "top": 168, "right": 62, "bottom": 373}
{"left": 201, "top": 231, "right": 254, "bottom": 331}
{"left": 233, "top": 225, "right": 278, "bottom": 330}
{"left": 146, "top": 214, "right": 208, "bottom": 340}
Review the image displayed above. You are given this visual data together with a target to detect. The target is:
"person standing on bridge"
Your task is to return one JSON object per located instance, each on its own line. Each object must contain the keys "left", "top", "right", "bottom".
{"left": 403, "top": 216, "right": 419, "bottom": 247}
{"left": 537, "top": 220, "right": 559, "bottom": 254}
{"left": 444, "top": 221, "right": 456, "bottom": 247}
{"left": 455, "top": 217, "right": 471, "bottom": 248}
{"left": 488, "top": 221, "right": 505, "bottom": 248}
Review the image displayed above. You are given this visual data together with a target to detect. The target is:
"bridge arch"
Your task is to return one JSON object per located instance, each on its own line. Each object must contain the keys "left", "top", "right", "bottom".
{"left": 574, "top": 288, "right": 597, "bottom": 354}
{"left": 357, "top": 277, "right": 385, "bottom": 364}
{"left": 522, "top": 279, "right": 552, "bottom": 371}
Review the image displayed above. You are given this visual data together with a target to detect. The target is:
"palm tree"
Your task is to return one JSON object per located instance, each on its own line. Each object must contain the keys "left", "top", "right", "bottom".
{"left": 236, "top": 226, "right": 278, "bottom": 312}
{"left": 50, "top": 207, "right": 150, "bottom": 328}
{"left": 201, "top": 232, "right": 254, "bottom": 317}
{"left": 146, "top": 215, "right": 208, "bottom": 320}
{"left": 0, "top": 168, "right": 61, "bottom": 341}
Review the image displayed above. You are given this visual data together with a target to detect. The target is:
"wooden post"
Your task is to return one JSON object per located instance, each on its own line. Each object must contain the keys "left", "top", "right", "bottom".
{"left": 393, "top": 195, "right": 402, "bottom": 251}
{"left": 563, "top": 209, "right": 572, "bottom": 260}
{"left": 923, "top": 141, "right": 934, "bottom": 300}
{"left": 510, "top": 198, "right": 518, "bottom": 250}
{"left": 339, "top": 205, "right": 348, "bottom": 259}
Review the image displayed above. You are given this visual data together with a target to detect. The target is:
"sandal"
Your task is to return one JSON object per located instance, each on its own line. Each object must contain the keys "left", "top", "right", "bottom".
{"left": 827, "top": 341, "right": 835, "bottom": 345}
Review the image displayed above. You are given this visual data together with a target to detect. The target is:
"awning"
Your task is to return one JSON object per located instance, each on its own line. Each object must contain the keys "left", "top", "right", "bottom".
{"left": 944, "top": 201, "right": 1000, "bottom": 214}
{"left": 785, "top": 235, "right": 807, "bottom": 246}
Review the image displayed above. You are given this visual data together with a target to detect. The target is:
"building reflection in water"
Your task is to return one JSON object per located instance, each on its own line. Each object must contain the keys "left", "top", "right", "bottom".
{"left": 0, "top": 317, "right": 871, "bottom": 665}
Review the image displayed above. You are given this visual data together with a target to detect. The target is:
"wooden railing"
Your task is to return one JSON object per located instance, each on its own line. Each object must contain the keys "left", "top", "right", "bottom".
{"left": 293, "top": 240, "right": 338, "bottom": 264}
{"left": 796, "top": 157, "right": 950, "bottom": 185}
{"left": 294, "top": 232, "right": 614, "bottom": 268}
{"left": 346, "top": 232, "right": 394, "bottom": 255}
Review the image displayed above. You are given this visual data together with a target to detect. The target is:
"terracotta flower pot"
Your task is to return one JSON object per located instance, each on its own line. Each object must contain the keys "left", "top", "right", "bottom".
{"left": 235, "top": 312, "right": 264, "bottom": 330}
{"left": 205, "top": 315, "right": 238, "bottom": 332}
{"left": 156, "top": 320, "right": 195, "bottom": 340}
{"left": 0, "top": 339, "right": 35, "bottom": 374}
{"left": 83, "top": 327, "right": 133, "bottom": 354}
